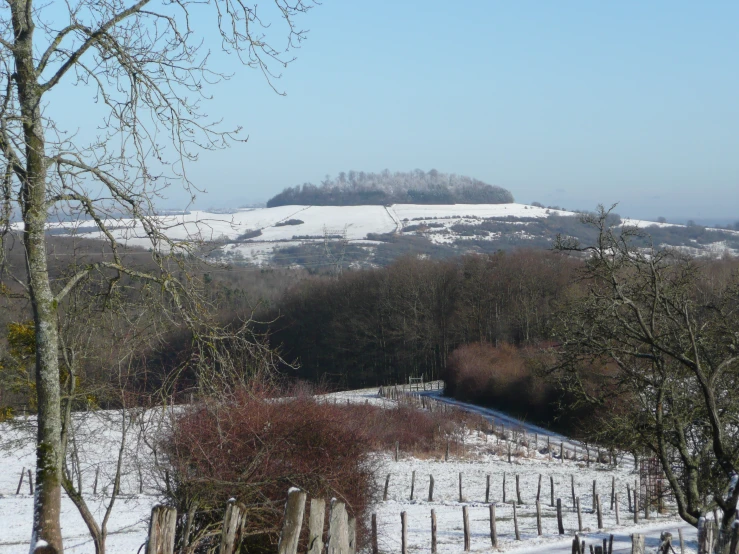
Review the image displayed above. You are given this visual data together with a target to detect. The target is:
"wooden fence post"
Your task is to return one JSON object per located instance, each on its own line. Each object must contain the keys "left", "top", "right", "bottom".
{"left": 557, "top": 498, "right": 565, "bottom": 534}
{"left": 516, "top": 474, "right": 523, "bottom": 505}
{"left": 308, "top": 499, "right": 326, "bottom": 554}
{"left": 395, "top": 441, "right": 399, "bottom": 462}
{"left": 609, "top": 534, "right": 614, "bottom": 554}
{"left": 485, "top": 475, "right": 491, "bottom": 504}
{"left": 561, "top": 442, "right": 565, "bottom": 462}
{"left": 551, "top": 475, "right": 555, "bottom": 508}
{"left": 634, "top": 488, "right": 639, "bottom": 524}
{"left": 596, "top": 494, "right": 603, "bottom": 530}
{"left": 631, "top": 533, "right": 645, "bottom": 554}
{"left": 146, "top": 505, "right": 177, "bottom": 554}
{"left": 27, "top": 468, "right": 33, "bottom": 495}
{"left": 548, "top": 436, "right": 551, "bottom": 460}
{"left": 327, "top": 500, "right": 349, "bottom": 554}
{"left": 513, "top": 502, "right": 520, "bottom": 541}
{"left": 592, "top": 480, "right": 597, "bottom": 511}
{"left": 445, "top": 440, "right": 449, "bottom": 461}
{"left": 537, "top": 474, "right": 542, "bottom": 502}
{"left": 429, "top": 475, "right": 435, "bottom": 502}
{"left": 459, "top": 472, "right": 464, "bottom": 502}
{"left": 615, "top": 492, "right": 620, "bottom": 525}
{"left": 571, "top": 474, "right": 576, "bottom": 509}
{"left": 410, "top": 471, "right": 416, "bottom": 501}
{"left": 536, "top": 500, "right": 542, "bottom": 536}
{"left": 16, "top": 467, "right": 24, "bottom": 495}
{"left": 610, "top": 476, "right": 616, "bottom": 510}
{"left": 401, "top": 511, "right": 408, "bottom": 554}
{"left": 627, "top": 484, "right": 632, "bottom": 513}
{"left": 658, "top": 532, "right": 672, "bottom": 554}
{"left": 383, "top": 474, "right": 391, "bottom": 501}
{"left": 463, "top": 506, "right": 471, "bottom": 550}
{"left": 644, "top": 487, "right": 650, "bottom": 520}
{"left": 431, "top": 509, "right": 437, "bottom": 554}
{"left": 503, "top": 473, "right": 507, "bottom": 503}
{"left": 371, "top": 514, "right": 378, "bottom": 554}
{"left": 220, "top": 500, "right": 246, "bottom": 554}
{"left": 678, "top": 528, "right": 685, "bottom": 554}
{"left": 577, "top": 497, "right": 583, "bottom": 532}
{"left": 508, "top": 441, "right": 512, "bottom": 464}
{"left": 489, "top": 504, "right": 498, "bottom": 548}
{"left": 278, "top": 488, "right": 307, "bottom": 554}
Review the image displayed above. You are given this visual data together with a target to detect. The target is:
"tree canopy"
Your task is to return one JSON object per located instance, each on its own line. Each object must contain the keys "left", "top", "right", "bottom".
{"left": 267, "top": 169, "right": 514, "bottom": 207}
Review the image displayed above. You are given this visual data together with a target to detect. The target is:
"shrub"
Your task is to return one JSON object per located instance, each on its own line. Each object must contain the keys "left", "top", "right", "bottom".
{"left": 275, "top": 219, "right": 304, "bottom": 227}
{"left": 163, "top": 381, "right": 478, "bottom": 552}
{"left": 164, "top": 384, "right": 377, "bottom": 552}
{"left": 237, "top": 228, "right": 262, "bottom": 240}
{"left": 443, "top": 342, "right": 557, "bottom": 426}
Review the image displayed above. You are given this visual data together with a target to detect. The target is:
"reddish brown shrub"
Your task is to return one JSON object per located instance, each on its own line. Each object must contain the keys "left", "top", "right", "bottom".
{"left": 165, "top": 384, "right": 377, "bottom": 552}
{"left": 443, "top": 342, "right": 556, "bottom": 425}
{"left": 165, "top": 381, "right": 477, "bottom": 552}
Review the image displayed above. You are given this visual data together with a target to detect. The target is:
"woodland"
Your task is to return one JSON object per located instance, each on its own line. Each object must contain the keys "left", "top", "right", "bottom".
{"left": 266, "top": 169, "right": 514, "bottom": 206}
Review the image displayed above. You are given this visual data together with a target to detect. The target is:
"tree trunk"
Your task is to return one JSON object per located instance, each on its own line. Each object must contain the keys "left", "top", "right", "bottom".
{"left": 11, "top": 2, "right": 63, "bottom": 551}
{"left": 714, "top": 520, "right": 737, "bottom": 554}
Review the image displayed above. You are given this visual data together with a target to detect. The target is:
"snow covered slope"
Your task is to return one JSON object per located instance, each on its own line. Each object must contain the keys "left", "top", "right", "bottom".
{"left": 30, "top": 203, "right": 739, "bottom": 267}
{"left": 352, "top": 388, "right": 699, "bottom": 554}
{"left": 0, "top": 388, "right": 700, "bottom": 553}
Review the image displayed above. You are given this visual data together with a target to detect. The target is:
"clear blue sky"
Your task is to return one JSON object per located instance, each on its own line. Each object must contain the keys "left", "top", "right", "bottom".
{"left": 57, "top": 1, "right": 739, "bottom": 222}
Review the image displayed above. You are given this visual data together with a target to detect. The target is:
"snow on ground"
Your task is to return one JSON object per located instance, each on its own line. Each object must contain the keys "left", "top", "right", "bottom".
{"left": 0, "top": 386, "right": 700, "bottom": 553}
{"left": 24, "top": 203, "right": 579, "bottom": 259}
{"left": 0, "top": 408, "right": 170, "bottom": 553}
{"left": 391, "top": 204, "right": 573, "bottom": 222}
{"left": 318, "top": 386, "right": 699, "bottom": 553}
{"left": 373, "top": 450, "right": 693, "bottom": 554}
{"left": 25, "top": 202, "right": 739, "bottom": 265}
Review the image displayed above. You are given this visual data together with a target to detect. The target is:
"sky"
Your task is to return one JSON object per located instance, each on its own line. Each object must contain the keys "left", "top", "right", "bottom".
{"left": 50, "top": 1, "right": 739, "bottom": 223}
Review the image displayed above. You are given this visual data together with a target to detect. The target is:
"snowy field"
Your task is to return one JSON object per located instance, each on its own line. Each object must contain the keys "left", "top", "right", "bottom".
{"left": 15, "top": 202, "right": 739, "bottom": 264}
{"left": 0, "top": 408, "right": 170, "bottom": 553}
{"left": 0, "top": 387, "right": 699, "bottom": 553}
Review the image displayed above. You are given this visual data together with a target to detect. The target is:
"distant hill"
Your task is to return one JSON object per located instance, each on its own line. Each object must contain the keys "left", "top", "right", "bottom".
{"left": 266, "top": 169, "right": 514, "bottom": 207}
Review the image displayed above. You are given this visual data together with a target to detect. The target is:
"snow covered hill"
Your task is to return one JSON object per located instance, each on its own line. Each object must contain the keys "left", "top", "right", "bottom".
{"left": 35, "top": 203, "right": 739, "bottom": 268}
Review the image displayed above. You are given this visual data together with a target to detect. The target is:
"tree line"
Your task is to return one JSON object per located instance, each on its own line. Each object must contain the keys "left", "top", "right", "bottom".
{"left": 266, "top": 169, "right": 514, "bottom": 207}
{"left": 262, "top": 250, "right": 579, "bottom": 388}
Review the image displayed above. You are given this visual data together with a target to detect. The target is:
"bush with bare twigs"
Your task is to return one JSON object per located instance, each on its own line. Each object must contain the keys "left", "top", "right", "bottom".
{"left": 164, "top": 382, "right": 479, "bottom": 552}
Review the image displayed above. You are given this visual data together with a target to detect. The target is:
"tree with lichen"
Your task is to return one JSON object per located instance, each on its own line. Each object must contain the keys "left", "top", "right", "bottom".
{"left": 0, "top": 0, "right": 315, "bottom": 550}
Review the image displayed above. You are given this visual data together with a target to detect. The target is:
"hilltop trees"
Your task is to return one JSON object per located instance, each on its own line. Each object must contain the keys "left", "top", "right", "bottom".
{"left": 553, "top": 208, "right": 739, "bottom": 553}
{"left": 0, "top": 0, "right": 314, "bottom": 550}
{"left": 266, "top": 169, "right": 514, "bottom": 206}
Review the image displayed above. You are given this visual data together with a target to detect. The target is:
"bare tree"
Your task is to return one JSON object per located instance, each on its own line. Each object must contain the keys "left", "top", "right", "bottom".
{"left": 0, "top": 0, "right": 315, "bottom": 551}
{"left": 553, "top": 206, "right": 739, "bottom": 554}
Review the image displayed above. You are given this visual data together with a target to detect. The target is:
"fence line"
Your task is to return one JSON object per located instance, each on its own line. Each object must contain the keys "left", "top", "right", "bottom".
{"left": 379, "top": 382, "right": 627, "bottom": 471}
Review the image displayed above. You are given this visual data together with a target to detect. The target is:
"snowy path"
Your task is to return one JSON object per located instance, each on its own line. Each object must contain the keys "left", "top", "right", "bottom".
{"left": 419, "top": 391, "right": 635, "bottom": 469}
{"left": 385, "top": 205, "right": 403, "bottom": 233}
